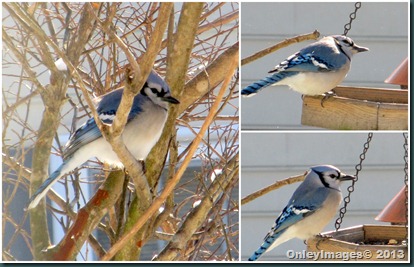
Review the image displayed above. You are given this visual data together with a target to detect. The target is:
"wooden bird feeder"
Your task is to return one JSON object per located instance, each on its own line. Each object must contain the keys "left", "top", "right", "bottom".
{"left": 302, "top": 57, "right": 409, "bottom": 130}
{"left": 307, "top": 225, "right": 408, "bottom": 261}
{"left": 301, "top": 86, "right": 408, "bottom": 130}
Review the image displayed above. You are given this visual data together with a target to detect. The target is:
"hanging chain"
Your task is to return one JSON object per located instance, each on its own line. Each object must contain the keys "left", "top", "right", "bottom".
{"left": 403, "top": 132, "right": 409, "bottom": 243}
{"left": 343, "top": 2, "right": 362, "bottom": 36}
{"left": 335, "top": 132, "right": 373, "bottom": 231}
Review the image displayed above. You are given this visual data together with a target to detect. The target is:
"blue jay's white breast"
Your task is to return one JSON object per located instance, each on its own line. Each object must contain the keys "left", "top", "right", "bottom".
{"left": 121, "top": 101, "right": 168, "bottom": 161}
{"left": 275, "top": 66, "right": 350, "bottom": 96}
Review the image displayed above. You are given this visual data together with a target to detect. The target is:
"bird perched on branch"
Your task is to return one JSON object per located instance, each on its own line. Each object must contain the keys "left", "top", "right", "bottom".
{"left": 27, "top": 70, "right": 179, "bottom": 210}
{"left": 248, "top": 165, "right": 355, "bottom": 261}
{"left": 241, "top": 35, "right": 368, "bottom": 98}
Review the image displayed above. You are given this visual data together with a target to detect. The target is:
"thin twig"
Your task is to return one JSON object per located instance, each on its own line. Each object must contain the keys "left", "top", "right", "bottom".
{"left": 241, "top": 174, "right": 305, "bottom": 206}
{"left": 241, "top": 30, "right": 320, "bottom": 66}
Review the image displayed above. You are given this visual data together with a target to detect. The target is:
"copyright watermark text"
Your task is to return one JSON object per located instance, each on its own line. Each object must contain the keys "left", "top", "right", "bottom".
{"left": 286, "top": 249, "right": 406, "bottom": 261}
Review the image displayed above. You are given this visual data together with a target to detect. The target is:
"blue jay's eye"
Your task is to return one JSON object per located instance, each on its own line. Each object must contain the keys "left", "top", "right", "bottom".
{"left": 151, "top": 88, "right": 159, "bottom": 94}
{"left": 344, "top": 38, "right": 354, "bottom": 46}
{"left": 329, "top": 174, "right": 337, "bottom": 178}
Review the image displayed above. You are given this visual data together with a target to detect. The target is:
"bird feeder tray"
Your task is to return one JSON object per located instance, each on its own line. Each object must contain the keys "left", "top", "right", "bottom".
{"left": 307, "top": 224, "right": 408, "bottom": 261}
{"left": 301, "top": 86, "right": 408, "bottom": 130}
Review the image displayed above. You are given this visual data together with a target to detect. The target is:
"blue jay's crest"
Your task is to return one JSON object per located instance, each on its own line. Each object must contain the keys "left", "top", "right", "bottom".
{"left": 248, "top": 165, "right": 355, "bottom": 261}
{"left": 241, "top": 35, "right": 368, "bottom": 97}
{"left": 27, "top": 69, "right": 179, "bottom": 210}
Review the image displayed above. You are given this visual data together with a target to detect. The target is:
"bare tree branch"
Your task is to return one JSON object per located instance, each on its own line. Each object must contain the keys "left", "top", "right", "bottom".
{"left": 48, "top": 170, "right": 125, "bottom": 260}
{"left": 241, "top": 30, "right": 320, "bottom": 66}
{"left": 154, "top": 152, "right": 239, "bottom": 261}
{"left": 101, "top": 47, "right": 238, "bottom": 261}
{"left": 241, "top": 174, "right": 305, "bottom": 206}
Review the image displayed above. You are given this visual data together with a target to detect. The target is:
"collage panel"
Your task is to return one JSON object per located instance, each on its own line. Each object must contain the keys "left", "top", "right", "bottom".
{"left": 241, "top": 132, "right": 408, "bottom": 261}
{"left": 3, "top": 2, "right": 239, "bottom": 262}
{"left": 241, "top": 2, "right": 408, "bottom": 131}
{"left": 239, "top": 2, "right": 408, "bottom": 263}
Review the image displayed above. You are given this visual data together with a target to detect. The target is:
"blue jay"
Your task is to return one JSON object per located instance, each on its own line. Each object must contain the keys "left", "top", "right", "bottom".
{"left": 27, "top": 70, "right": 179, "bottom": 210}
{"left": 241, "top": 35, "right": 368, "bottom": 97}
{"left": 248, "top": 165, "right": 355, "bottom": 261}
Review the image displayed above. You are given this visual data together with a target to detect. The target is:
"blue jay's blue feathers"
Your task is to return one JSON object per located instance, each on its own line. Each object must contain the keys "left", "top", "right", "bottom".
{"left": 27, "top": 70, "right": 179, "bottom": 210}
{"left": 63, "top": 89, "right": 146, "bottom": 160}
{"left": 63, "top": 118, "right": 101, "bottom": 160}
{"left": 248, "top": 205, "right": 313, "bottom": 261}
{"left": 248, "top": 165, "right": 355, "bottom": 261}
{"left": 249, "top": 187, "right": 330, "bottom": 261}
{"left": 242, "top": 35, "right": 368, "bottom": 97}
{"left": 271, "top": 53, "right": 335, "bottom": 73}
{"left": 241, "top": 71, "right": 297, "bottom": 96}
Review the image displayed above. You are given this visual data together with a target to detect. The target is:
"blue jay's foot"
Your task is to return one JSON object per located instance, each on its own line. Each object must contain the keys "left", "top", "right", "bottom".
{"left": 320, "top": 90, "right": 336, "bottom": 107}
{"left": 316, "top": 233, "right": 333, "bottom": 239}
{"left": 139, "top": 160, "right": 146, "bottom": 174}
{"left": 304, "top": 234, "right": 333, "bottom": 245}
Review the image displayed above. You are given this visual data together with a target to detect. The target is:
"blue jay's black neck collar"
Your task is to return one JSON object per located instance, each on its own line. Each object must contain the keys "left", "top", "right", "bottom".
{"left": 315, "top": 170, "right": 330, "bottom": 188}
{"left": 314, "top": 170, "right": 340, "bottom": 191}
{"left": 334, "top": 39, "right": 351, "bottom": 61}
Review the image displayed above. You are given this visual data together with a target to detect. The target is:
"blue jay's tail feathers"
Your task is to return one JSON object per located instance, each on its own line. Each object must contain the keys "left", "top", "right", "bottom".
{"left": 27, "top": 156, "right": 79, "bottom": 210}
{"left": 27, "top": 164, "right": 65, "bottom": 210}
{"left": 248, "top": 230, "right": 285, "bottom": 261}
{"left": 241, "top": 71, "right": 296, "bottom": 97}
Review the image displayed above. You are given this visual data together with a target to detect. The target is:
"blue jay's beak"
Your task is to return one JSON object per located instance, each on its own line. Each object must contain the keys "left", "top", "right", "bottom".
{"left": 162, "top": 96, "right": 180, "bottom": 104}
{"left": 353, "top": 44, "right": 369, "bottom": 53}
{"left": 339, "top": 173, "right": 356, "bottom": 181}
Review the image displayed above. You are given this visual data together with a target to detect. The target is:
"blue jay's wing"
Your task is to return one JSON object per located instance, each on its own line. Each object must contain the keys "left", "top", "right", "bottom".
{"left": 64, "top": 117, "right": 101, "bottom": 160}
{"left": 270, "top": 204, "right": 315, "bottom": 234}
{"left": 269, "top": 42, "right": 348, "bottom": 74}
{"left": 268, "top": 186, "right": 332, "bottom": 235}
{"left": 248, "top": 204, "right": 317, "bottom": 261}
{"left": 248, "top": 187, "right": 333, "bottom": 261}
{"left": 270, "top": 53, "right": 331, "bottom": 73}
{"left": 269, "top": 52, "right": 334, "bottom": 74}
{"left": 95, "top": 88, "right": 144, "bottom": 123}
{"left": 64, "top": 88, "right": 145, "bottom": 159}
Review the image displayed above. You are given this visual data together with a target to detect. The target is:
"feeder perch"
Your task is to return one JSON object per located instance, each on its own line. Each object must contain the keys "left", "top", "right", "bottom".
{"left": 376, "top": 186, "right": 408, "bottom": 224}
{"left": 301, "top": 86, "right": 408, "bottom": 130}
{"left": 307, "top": 225, "right": 408, "bottom": 261}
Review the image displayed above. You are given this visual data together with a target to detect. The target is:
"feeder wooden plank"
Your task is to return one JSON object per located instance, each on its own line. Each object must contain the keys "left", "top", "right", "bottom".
{"left": 307, "top": 225, "right": 408, "bottom": 261}
{"left": 307, "top": 237, "right": 358, "bottom": 253}
{"left": 364, "top": 225, "right": 407, "bottom": 241}
{"left": 334, "top": 86, "right": 408, "bottom": 104}
{"left": 330, "top": 225, "right": 364, "bottom": 242}
{"left": 307, "top": 238, "right": 356, "bottom": 255}
{"left": 301, "top": 94, "right": 408, "bottom": 130}
{"left": 378, "top": 105, "right": 408, "bottom": 130}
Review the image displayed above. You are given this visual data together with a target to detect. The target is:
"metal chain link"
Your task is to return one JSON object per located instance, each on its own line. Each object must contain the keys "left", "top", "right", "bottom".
{"left": 403, "top": 132, "right": 409, "bottom": 243}
{"left": 335, "top": 132, "right": 373, "bottom": 231}
{"left": 343, "top": 2, "right": 362, "bottom": 36}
